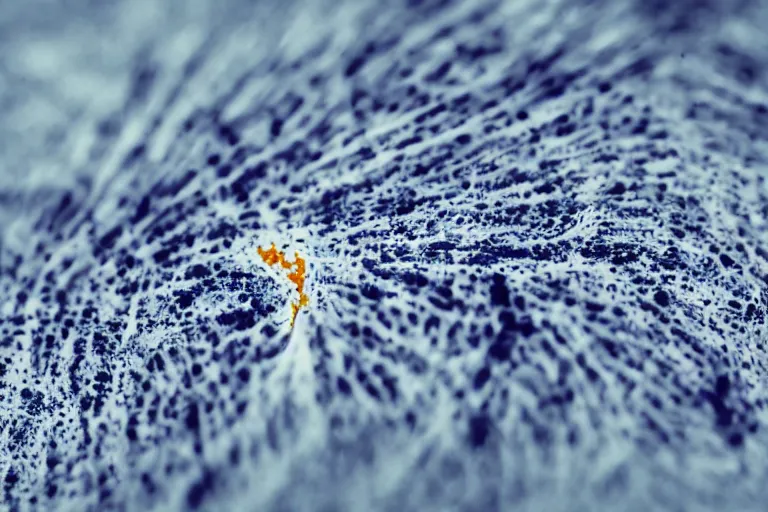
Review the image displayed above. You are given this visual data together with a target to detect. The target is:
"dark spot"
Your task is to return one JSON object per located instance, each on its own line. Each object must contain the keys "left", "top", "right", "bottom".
{"left": 455, "top": 134, "right": 472, "bottom": 145}
{"left": 468, "top": 414, "right": 492, "bottom": 448}
{"left": 345, "top": 55, "right": 367, "bottom": 77}
{"left": 185, "top": 264, "right": 210, "bottom": 279}
{"left": 174, "top": 290, "right": 195, "bottom": 309}
{"left": 133, "top": 196, "right": 151, "bottom": 223}
{"left": 585, "top": 301, "right": 606, "bottom": 313}
{"left": 185, "top": 403, "right": 200, "bottom": 432}
{"left": 728, "top": 432, "right": 744, "bottom": 447}
{"left": 487, "top": 335, "right": 513, "bottom": 362}
{"left": 5, "top": 469, "right": 18, "bottom": 485}
{"left": 216, "top": 309, "right": 257, "bottom": 331}
{"left": 99, "top": 226, "right": 123, "bottom": 250}
{"left": 489, "top": 274, "right": 510, "bottom": 307}
{"left": 270, "top": 118, "right": 283, "bottom": 137}
{"left": 94, "top": 371, "right": 111, "bottom": 383}
{"left": 153, "top": 249, "right": 171, "bottom": 264}
{"left": 425, "top": 61, "right": 452, "bottom": 82}
{"left": 473, "top": 366, "right": 491, "bottom": 390}
{"left": 607, "top": 182, "right": 626, "bottom": 195}
{"left": 337, "top": 376, "right": 352, "bottom": 395}
{"left": 653, "top": 290, "right": 670, "bottom": 308}
{"left": 186, "top": 470, "right": 215, "bottom": 509}
{"left": 719, "top": 254, "right": 735, "bottom": 268}
{"left": 361, "top": 284, "right": 382, "bottom": 301}
{"left": 715, "top": 375, "right": 730, "bottom": 398}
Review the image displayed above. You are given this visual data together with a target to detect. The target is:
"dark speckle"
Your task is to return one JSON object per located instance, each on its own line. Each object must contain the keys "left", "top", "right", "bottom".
{"left": 653, "top": 290, "right": 670, "bottom": 308}
{"left": 607, "top": 182, "right": 626, "bottom": 195}
{"left": 186, "top": 470, "right": 215, "bottom": 509}
{"left": 489, "top": 273, "right": 510, "bottom": 307}
{"left": 719, "top": 254, "right": 735, "bottom": 268}
{"left": 727, "top": 432, "right": 744, "bottom": 447}
{"left": 468, "top": 414, "right": 492, "bottom": 448}
{"left": 473, "top": 366, "right": 491, "bottom": 390}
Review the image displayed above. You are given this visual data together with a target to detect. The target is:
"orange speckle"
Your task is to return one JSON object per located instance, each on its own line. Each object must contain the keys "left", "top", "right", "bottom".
{"left": 257, "top": 243, "right": 309, "bottom": 327}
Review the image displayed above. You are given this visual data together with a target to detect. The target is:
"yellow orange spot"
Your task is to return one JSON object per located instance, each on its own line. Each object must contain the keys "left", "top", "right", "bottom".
{"left": 257, "top": 243, "right": 309, "bottom": 327}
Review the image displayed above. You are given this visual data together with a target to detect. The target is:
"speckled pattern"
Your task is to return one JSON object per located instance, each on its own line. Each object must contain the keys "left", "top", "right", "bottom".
{"left": 1, "top": 0, "right": 768, "bottom": 511}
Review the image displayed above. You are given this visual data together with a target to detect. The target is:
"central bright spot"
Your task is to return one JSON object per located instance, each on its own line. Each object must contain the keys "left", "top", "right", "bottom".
{"left": 257, "top": 243, "right": 309, "bottom": 327}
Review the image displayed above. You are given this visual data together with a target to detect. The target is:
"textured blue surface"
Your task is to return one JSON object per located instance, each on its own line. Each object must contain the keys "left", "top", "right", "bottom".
{"left": 1, "top": 0, "right": 767, "bottom": 510}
